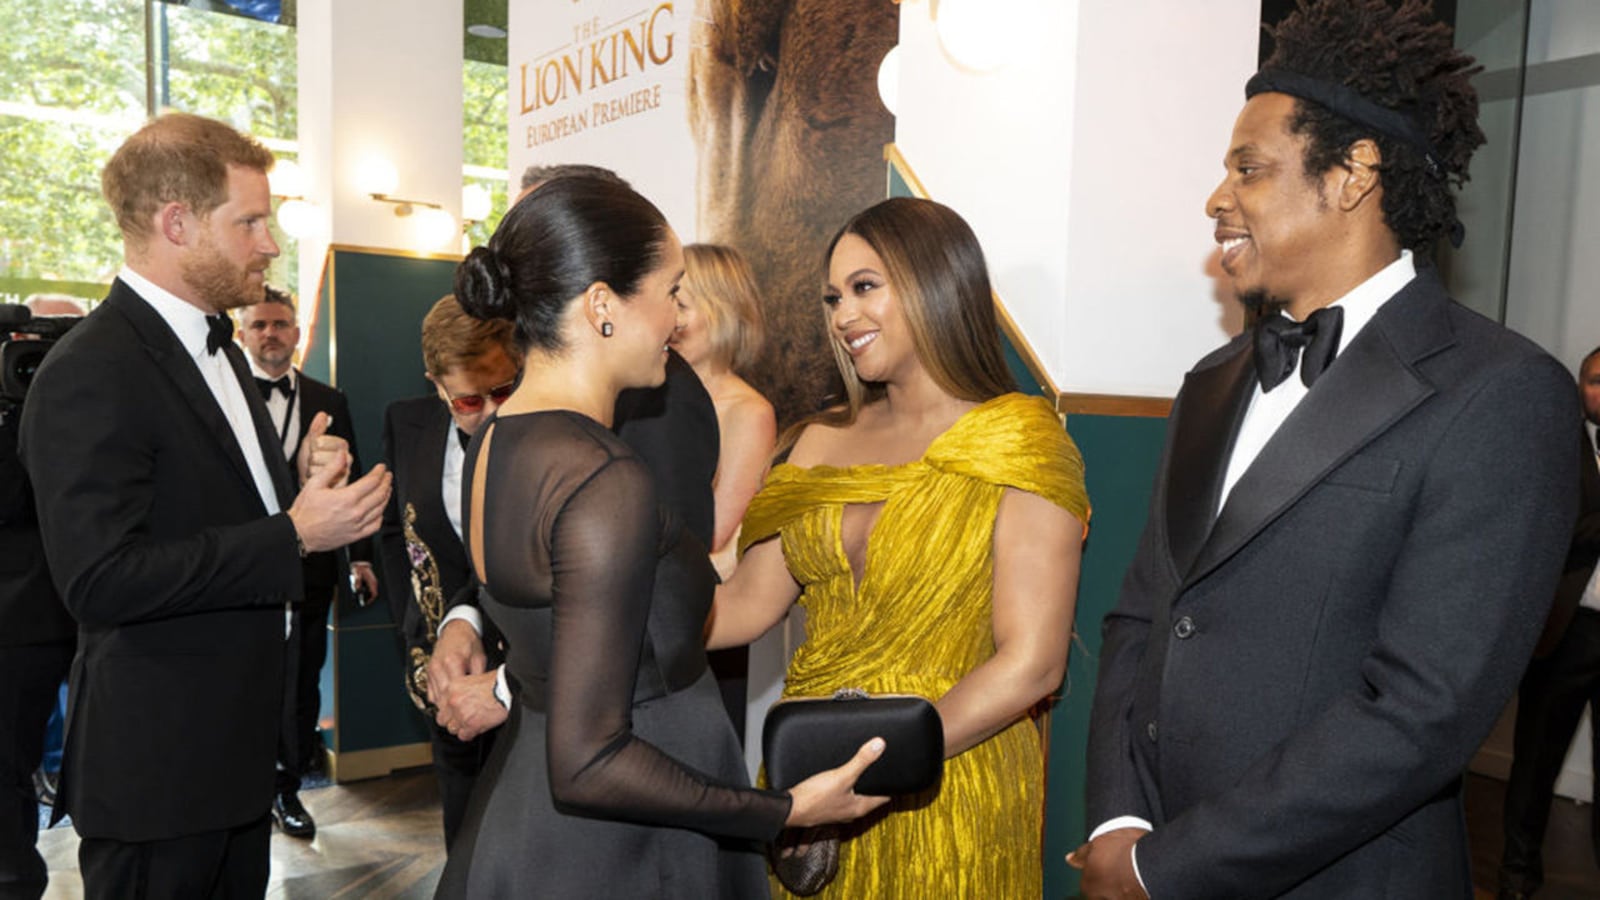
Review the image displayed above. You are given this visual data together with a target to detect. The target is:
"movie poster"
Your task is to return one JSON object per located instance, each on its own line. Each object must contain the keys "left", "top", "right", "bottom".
{"left": 509, "top": 0, "right": 898, "bottom": 427}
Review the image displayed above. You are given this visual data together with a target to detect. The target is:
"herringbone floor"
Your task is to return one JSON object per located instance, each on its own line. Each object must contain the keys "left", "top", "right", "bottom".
{"left": 30, "top": 769, "right": 1598, "bottom": 898}
{"left": 36, "top": 768, "right": 447, "bottom": 899}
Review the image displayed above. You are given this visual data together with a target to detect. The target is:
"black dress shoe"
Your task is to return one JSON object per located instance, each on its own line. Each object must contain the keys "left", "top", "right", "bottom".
{"left": 272, "top": 791, "right": 316, "bottom": 839}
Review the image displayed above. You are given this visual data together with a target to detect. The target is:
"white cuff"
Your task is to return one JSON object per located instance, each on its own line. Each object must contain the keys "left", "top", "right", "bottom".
{"left": 439, "top": 604, "right": 483, "bottom": 638}
{"left": 1089, "top": 816, "right": 1153, "bottom": 841}
{"left": 492, "top": 664, "right": 511, "bottom": 710}
{"left": 1089, "top": 816, "right": 1152, "bottom": 895}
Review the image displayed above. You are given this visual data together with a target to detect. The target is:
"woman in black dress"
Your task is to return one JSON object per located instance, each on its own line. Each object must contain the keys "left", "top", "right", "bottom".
{"left": 434, "top": 177, "right": 886, "bottom": 898}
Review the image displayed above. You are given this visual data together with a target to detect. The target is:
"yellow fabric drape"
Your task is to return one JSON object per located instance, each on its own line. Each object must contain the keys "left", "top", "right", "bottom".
{"left": 742, "top": 393, "right": 1089, "bottom": 898}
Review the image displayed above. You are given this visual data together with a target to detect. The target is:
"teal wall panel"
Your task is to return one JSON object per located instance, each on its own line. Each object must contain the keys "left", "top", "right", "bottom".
{"left": 304, "top": 248, "right": 461, "bottom": 762}
{"left": 1044, "top": 412, "right": 1168, "bottom": 897}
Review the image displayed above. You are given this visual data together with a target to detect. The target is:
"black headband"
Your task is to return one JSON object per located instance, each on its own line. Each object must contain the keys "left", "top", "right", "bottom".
{"left": 1246, "top": 69, "right": 1443, "bottom": 180}
{"left": 1248, "top": 68, "right": 1465, "bottom": 248}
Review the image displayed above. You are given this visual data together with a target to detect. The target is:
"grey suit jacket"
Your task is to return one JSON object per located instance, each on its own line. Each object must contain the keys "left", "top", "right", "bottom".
{"left": 1085, "top": 269, "right": 1583, "bottom": 899}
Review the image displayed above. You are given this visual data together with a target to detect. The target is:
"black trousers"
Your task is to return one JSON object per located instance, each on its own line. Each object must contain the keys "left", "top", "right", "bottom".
{"left": 79, "top": 814, "right": 270, "bottom": 900}
{"left": 275, "top": 583, "right": 333, "bottom": 795}
{"left": 430, "top": 720, "right": 495, "bottom": 849}
{"left": 0, "top": 640, "right": 74, "bottom": 900}
{"left": 1500, "top": 606, "right": 1600, "bottom": 893}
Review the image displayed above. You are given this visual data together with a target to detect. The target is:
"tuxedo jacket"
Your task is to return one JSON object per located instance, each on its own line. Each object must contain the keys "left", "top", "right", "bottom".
{"left": 291, "top": 371, "right": 372, "bottom": 601}
{"left": 0, "top": 403, "right": 74, "bottom": 648}
{"left": 1085, "top": 270, "right": 1583, "bottom": 899}
{"left": 18, "top": 279, "right": 303, "bottom": 842}
{"left": 1535, "top": 429, "right": 1600, "bottom": 655}
{"left": 379, "top": 395, "right": 500, "bottom": 710}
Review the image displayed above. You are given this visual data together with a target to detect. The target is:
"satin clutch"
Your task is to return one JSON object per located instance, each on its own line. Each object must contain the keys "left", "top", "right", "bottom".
{"left": 762, "top": 689, "right": 944, "bottom": 797}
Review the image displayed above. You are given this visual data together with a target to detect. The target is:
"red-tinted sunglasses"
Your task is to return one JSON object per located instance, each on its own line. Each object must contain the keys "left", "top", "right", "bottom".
{"left": 446, "top": 381, "right": 515, "bottom": 414}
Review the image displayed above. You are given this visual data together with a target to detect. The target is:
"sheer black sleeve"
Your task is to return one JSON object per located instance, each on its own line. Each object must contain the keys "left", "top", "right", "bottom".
{"left": 485, "top": 420, "right": 790, "bottom": 840}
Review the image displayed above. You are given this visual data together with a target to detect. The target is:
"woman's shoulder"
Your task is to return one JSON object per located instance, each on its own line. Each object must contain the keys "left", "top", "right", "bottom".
{"left": 715, "top": 379, "right": 776, "bottom": 432}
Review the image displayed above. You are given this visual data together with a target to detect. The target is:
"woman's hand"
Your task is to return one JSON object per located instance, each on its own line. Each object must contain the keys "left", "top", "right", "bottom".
{"left": 783, "top": 737, "right": 892, "bottom": 827}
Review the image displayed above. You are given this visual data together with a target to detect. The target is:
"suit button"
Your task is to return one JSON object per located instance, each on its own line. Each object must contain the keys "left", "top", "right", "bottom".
{"left": 1173, "top": 616, "right": 1196, "bottom": 639}
{"left": 1146, "top": 721, "right": 1158, "bottom": 742}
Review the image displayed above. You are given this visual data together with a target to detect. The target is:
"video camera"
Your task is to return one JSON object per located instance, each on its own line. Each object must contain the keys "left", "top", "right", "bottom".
{"left": 1, "top": 305, "right": 82, "bottom": 405}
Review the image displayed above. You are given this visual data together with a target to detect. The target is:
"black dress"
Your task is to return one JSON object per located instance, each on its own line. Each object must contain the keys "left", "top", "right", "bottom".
{"left": 435, "top": 411, "right": 787, "bottom": 899}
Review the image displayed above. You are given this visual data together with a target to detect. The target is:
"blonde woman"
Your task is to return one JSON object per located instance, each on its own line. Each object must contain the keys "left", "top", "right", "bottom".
{"left": 672, "top": 244, "right": 778, "bottom": 578}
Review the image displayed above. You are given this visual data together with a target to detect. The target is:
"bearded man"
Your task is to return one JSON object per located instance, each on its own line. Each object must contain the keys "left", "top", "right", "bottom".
{"left": 19, "top": 112, "right": 390, "bottom": 898}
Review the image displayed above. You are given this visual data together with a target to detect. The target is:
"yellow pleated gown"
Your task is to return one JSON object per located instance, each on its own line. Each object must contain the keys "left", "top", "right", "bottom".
{"left": 740, "top": 393, "right": 1090, "bottom": 898}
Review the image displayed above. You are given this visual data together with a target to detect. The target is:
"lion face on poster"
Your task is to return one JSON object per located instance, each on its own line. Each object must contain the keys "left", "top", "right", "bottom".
{"left": 688, "top": 0, "right": 898, "bottom": 429}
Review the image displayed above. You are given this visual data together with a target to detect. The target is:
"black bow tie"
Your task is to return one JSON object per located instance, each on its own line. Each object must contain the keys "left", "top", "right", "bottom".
{"left": 1254, "top": 306, "right": 1345, "bottom": 392}
{"left": 255, "top": 375, "right": 292, "bottom": 400}
{"left": 204, "top": 313, "right": 233, "bottom": 355}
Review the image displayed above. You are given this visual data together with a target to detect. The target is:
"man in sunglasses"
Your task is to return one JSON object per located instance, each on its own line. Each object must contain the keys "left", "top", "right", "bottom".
{"left": 236, "top": 285, "right": 377, "bottom": 841}
{"left": 377, "top": 294, "right": 520, "bottom": 847}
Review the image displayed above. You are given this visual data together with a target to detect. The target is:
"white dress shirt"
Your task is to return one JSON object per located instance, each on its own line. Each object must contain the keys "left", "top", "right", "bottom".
{"left": 247, "top": 358, "right": 300, "bottom": 460}
{"left": 1093, "top": 250, "right": 1418, "bottom": 888}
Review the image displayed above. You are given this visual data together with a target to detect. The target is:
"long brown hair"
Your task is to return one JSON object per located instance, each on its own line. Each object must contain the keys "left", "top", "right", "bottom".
{"left": 779, "top": 197, "right": 1016, "bottom": 453}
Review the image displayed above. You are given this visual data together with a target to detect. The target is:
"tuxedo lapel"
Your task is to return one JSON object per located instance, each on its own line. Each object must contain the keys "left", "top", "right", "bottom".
{"left": 1185, "top": 274, "right": 1452, "bottom": 586}
{"left": 109, "top": 288, "right": 266, "bottom": 509}
{"left": 1166, "top": 340, "right": 1257, "bottom": 580}
{"left": 222, "top": 343, "right": 296, "bottom": 509}
{"left": 413, "top": 404, "right": 466, "bottom": 567}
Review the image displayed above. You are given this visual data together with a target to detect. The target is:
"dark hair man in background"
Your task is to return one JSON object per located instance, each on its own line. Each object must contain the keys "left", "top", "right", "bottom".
{"left": 19, "top": 112, "right": 390, "bottom": 898}
{"left": 1072, "top": 2, "right": 1582, "bottom": 897}
{"left": 0, "top": 295, "right": 84, "bottom": 899}
{"left": 377, "top": 294, "right": 519, "bottom": 847}
{"left": 1498, "top": 345, "right": 1600, "bottom": 899}
{"left": 236, "top": 285, "right": 379, "bottom": 841}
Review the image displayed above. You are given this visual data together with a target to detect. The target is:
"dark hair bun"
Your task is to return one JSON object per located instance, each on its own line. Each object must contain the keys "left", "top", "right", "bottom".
{"left": 454, "top": 245, "right": 515, "bottom": 321}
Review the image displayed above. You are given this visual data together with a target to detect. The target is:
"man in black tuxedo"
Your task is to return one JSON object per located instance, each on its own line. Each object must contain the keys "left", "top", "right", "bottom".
{"left": 18, "top": 112, "right": 390, "bottom": 898}
{"left": 236, "top": 286, "right": 379, "bottom": 840}
{"left": 1072, "top": 3, "right": 1582, "bottom": 898}
{"left": 376, "top": 295, "right": 519, "bottom": 847}
{"left": 1498, "top": 345, "right": 1600, "bottom": 899}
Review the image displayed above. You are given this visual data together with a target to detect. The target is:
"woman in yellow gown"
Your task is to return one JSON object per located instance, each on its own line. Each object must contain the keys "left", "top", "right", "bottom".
{"left": 710, "top": 197, "right": 1089, "bottom": 897}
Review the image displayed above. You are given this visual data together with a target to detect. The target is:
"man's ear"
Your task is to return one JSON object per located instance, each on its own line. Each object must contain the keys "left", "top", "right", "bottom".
{"left": 1336, "top": 139, "right": 1383, "bottom": 212}
{"left": 581, "top": 281, "right": 613, "bottom": 337}
{"left": 157, "top": 202, "right": 190, "bottom": 247}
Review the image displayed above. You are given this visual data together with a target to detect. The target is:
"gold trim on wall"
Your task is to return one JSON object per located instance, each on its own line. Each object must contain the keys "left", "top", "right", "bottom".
{"left": 326, "top": 742, "right": 434, "bottom": 783}
{"left": 883, "top": 144, "right": 1173, "bottom": 419}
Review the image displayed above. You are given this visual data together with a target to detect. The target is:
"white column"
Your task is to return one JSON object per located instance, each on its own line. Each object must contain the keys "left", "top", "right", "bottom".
{"left": 295, "top": 0, "right": 465, "bottom": 306}
{"left": 893, "top": 0, "right": 1260, "bottom": 398}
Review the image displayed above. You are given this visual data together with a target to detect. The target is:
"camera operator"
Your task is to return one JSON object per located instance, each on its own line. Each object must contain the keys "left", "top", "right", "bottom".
{"left": 1, "top": 294, "right": 83, "bottom": 900}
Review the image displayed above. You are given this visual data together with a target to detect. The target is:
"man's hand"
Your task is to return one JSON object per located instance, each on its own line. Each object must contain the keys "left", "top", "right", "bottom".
{"left": 1068, "top": 827, "right": 1149, "bottom": 900}
{"left": 435, "top": 671, "right": 507, "bottom": 741}
{"left": 427, "top": 618, "right": 487, "bottom": 708}
{"left": 350, "top": 561, "right": 378, "bottom": 605}
{"left": 297, "top": 411, "right": 351, "bottom": 486}
{"left": 286, "top": 447, "right": 390, "bottom": 553}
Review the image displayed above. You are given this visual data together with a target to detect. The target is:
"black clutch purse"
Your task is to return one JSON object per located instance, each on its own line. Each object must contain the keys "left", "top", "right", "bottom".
{"left": 762, "top": 689, "right": 944, "bottom": 797}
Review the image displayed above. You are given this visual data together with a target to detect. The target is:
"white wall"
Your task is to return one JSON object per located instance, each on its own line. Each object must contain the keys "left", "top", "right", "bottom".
{"left": 892, "top": 0, "right": 1260, "bottom": 397}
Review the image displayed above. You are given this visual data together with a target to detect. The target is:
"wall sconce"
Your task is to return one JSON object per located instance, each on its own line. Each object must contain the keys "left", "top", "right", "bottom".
{"left": 877, "top": 45, "right": 901, "bottom": 115}
{"left": 269, "top": 159, "right": 319, "bottom": 240}
{"left": 898, "top": 0, "right": 1028, "bottom": 75}
{"left": 462, "top": 184, "right": 493, "bottom": 229}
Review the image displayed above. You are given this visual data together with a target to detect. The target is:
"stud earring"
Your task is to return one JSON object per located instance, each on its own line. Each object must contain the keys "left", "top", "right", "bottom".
{"left": 601, "top": 322, "right": 613, "bottom": 337}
